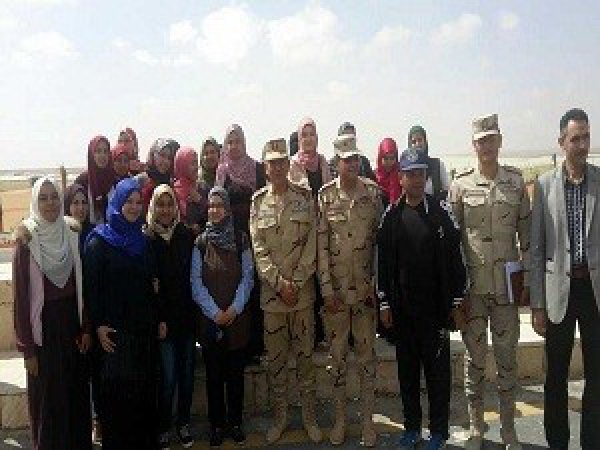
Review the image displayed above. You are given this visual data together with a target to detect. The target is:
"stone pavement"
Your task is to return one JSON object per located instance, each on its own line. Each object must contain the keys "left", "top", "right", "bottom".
{"left": 0, "top": 380, "right": 585, "bottom": 449}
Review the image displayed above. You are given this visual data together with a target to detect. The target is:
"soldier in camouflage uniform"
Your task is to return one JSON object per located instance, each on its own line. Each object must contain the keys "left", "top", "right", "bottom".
{"left": 449, "top": 114, "right": 531, "bottom": 450}
{"left": 249, "top": 139, "right": 322, "bottom": 444}
{"left": 318, "top": 134, "right": 383, "bottom": 447}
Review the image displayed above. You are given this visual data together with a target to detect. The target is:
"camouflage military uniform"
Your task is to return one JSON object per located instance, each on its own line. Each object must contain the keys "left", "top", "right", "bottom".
{"left": 250, "top": 182, "right": 317, "bottom": 398}
{"left": 317, "top": 174, "right": 383, "bottom": 445}
{"left": 449, "top": 164, "right": 531, "bottom": 440}
{"left": 249, "top": 138, "right": 321, "bottom": 443}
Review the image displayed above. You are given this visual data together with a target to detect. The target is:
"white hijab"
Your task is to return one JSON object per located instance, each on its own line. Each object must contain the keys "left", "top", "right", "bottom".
{"left": 23, "top": 177, "right": 74, "bottom": 288}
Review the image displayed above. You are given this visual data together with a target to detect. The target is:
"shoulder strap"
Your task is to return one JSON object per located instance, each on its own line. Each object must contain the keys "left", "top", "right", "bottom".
{"left": 428, "top": 157, "right": 442, "bottom": 195}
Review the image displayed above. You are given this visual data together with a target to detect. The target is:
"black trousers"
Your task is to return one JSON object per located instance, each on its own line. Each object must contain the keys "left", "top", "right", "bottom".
{"left": 545, "top": 278, "right": 600, "bottom": 450}
{"left": 202, "top": 343, "right": 246, "bottom": 429}
{"left": 395, "top": 315, "right": 451, "bottom": 439}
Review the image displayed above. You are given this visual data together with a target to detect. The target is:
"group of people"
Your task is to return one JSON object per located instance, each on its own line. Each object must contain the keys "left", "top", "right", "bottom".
{"left": 12, "top": 108, "right": 598, "bottom": 450}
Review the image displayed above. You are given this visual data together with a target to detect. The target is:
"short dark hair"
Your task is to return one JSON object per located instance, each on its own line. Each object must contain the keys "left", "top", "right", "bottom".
{"left": 560, "top": 108, "right": 588, "bottom": 133}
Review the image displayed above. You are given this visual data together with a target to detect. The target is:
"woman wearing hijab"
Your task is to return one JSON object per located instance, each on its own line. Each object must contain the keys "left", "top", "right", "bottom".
{"left": 375, "top": 137, "right": 402, "bottom": 206}
{"left": 174, "top": 147, "right": 207, "bottom": 234}
{"left": 289, "top": 118, "right": 332, "bottom": 195}
{"left": 75, "top": 135, "right": 115, "bottom": 224}
{"left": 191, "top": 187, "right": 254, "bottom": 447}
{"left": 84, "top": 178, "right": 166, "bottom": 450}
{"left": 407, "top": 125, "right": 450, "bottom": 200}
{"left": 215, "top": 124, "right": 266, "bottom": 234}
{"left": 62, "top": 182, "right": 106, "bottom": 442}
{"left": 112, "top": 142, "right": 132, "bottom": 183}
{"left": 146, "top": 185, "right": 197, "bottom": 450}
{"left": 136, "top": 138, "right": 176, "bottom": 210}
{"left": 200, "top": 137, "right": 221, "bottom": 191}
{"left": 118, "top": 127, "right": 144, "bottom": 175}
{"left": 13, "top": 177, "right": 91, "bottom": 450}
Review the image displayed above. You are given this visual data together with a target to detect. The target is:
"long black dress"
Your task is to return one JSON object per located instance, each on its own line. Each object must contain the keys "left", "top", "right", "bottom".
{"left": 84, "top": 235, "right": 160, "bottom": 450}
{"left": 13, "top": 243, "right": 91, "bottom": 450}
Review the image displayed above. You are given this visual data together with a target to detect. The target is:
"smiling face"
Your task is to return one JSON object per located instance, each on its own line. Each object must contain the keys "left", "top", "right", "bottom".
{"left": 121, "top": 190, "right": 143, "bottom": 223}
{"left": 226, "top": 132, "right": 244, "bottom": 161}
{"left": 38, "top": 181, "right": 61, "bottom": 222}
{"left": 93, "top": 140, "right": 110, "bottom": 169}
{"left": 69, "top": 190, "right": 89, "bottom": 223}
{"left": 154, "top": 192, "right": 177, "bottom": 227}
{"left": 187, "top": 154, "right": 199, "bottom": 180}
{"left": 381, "top": 152, "right": 397, "bottom": 171}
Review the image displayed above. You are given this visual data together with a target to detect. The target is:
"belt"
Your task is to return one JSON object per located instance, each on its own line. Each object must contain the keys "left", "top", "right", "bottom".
{"left": 568, "top": 265, "right": 590, "bottom": 280}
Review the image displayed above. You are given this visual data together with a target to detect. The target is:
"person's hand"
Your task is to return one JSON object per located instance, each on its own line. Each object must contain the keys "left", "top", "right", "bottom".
{"left": 380, "top": 308, "right": 393, "bottom": 329}
{"left": 223, "top": 305, "right": 238, "bottom": 327}
{"left": 324, "top": 296, "right": 342, "bottom": 314}
{"left": 280, "top": 280, "right": 298, "bottom": 307}
{"left": 76, "top": 333, "right": 91, "bottom": 354}
{"left": 451, "top": 305, "right": 468, "bottom": 332}
{"left": 25, "top": 356, "right": 38, "bottom": 377}
{"left": 215, "top": 310, "right": 228, "bottom": 327}
{"left": 14, "top": 224, "right": 31, "bottom": 244}
{"left": 532, "top": 308, "right": 547, "bottom": 337}
{"left": 158, "top": 322, "right": 168, "bottom": 340}
{"left": 97, "top": 326, "right": 117, "bottom": 353}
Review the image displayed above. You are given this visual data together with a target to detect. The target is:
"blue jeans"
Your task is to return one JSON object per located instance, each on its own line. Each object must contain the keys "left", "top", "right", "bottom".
{"left": 159, "top": 335, "right": 196, "bottom": 432}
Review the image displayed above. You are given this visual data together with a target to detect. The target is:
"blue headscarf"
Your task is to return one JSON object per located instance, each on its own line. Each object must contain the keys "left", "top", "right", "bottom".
{"left": 86, "top": 178, "right": 146, "bottom": 257}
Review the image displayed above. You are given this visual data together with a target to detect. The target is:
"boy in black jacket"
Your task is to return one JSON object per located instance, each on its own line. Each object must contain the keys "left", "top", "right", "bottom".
{"left": 377, "top": 147, "right": 467, "bottom": 450}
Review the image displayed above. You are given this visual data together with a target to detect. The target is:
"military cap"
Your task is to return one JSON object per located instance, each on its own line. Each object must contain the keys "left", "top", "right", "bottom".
{"left": 472, "top": 113, "right": 501, "bottom": 141}
{"left": 262, "top": 138, "right": 288, "bottom": 161}
{"left": 333, "top": 134, "right": 361, "bottom": 159}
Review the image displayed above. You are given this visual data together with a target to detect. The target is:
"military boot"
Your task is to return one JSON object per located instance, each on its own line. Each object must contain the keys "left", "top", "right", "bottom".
{"left": 359, "top": 378, "right": 377, "bottom": 447}
{"left": 329, "top": 388, "right": 346, "bottom": 445}
{"left": 301, "top": 392, "right": 323, "bottom": 442}
{"left": 266, "top": 397, "right": 288, "bottom": 444}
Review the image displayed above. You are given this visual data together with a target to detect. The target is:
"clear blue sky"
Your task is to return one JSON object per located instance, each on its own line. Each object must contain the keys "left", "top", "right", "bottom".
{"left": 1, "top": 0, "right": 599, "bottom": 168}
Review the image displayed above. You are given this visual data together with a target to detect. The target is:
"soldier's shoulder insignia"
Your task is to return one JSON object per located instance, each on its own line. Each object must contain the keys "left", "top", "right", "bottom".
{"left": 455, "top": 167, "right": 474, "bottom": 179}
{"left": 251, "top": 186, "right": 268, "bottom": 201}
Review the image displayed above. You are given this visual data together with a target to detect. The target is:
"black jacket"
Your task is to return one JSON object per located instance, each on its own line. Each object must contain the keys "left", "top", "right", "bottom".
{"left": 377, "top": 194, "right": 467, "bottom": 332}
{"left": 148, "top": 223, "right": 197, "bottom": 338}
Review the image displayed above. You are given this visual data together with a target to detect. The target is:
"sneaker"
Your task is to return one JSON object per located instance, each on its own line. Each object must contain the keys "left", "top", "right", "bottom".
{"left": 230, "top": 425, "right": 246, "bottom": 446}
{"left": 398, "top": 430, "right": 422, "bottom": 449}
{"left": 159, "top": 431, "right": 171, "bottom": 450}
{"left": 177, "top": 425, "right": 194, "bottom": 449}
{"left": 209, "top": 427, "right": 224, "bottom": 448}
{"left": 425, "top": 433, "right": 447, "bottom": 450}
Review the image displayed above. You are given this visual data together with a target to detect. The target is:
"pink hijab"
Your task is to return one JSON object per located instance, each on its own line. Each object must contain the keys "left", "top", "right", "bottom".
{"left": 216, "top": 124, "right": 257, "bottom": 190}
{"left": 173, "top": 146, "right": 198, "bottom": 217}
{"left": 296, "top": 117, "right": 320, "bottom": 173}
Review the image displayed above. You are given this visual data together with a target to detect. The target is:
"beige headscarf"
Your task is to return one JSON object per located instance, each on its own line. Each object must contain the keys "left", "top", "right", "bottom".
{"left": 146, "top": 184, "right": 180, "bottom": 242}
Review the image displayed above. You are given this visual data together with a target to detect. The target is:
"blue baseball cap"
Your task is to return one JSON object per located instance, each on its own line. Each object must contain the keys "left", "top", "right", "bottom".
{"left": 399, "top": 147, "right": 428, "bottom": 171}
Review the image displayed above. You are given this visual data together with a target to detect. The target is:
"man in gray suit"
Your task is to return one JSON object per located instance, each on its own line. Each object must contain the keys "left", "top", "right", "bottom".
{"left": 531, "top": 108, "right": 600, "bottom": 450}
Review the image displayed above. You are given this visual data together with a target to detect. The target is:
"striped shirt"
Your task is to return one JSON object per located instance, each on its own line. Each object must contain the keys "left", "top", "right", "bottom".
{"left": 565, "top": 176, "right": 587, "bottom": 266}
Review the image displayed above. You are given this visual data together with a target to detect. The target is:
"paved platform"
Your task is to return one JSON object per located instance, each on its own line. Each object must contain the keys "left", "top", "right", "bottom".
{"left": 0, "top": 381, "right": 586, "bottom": 449}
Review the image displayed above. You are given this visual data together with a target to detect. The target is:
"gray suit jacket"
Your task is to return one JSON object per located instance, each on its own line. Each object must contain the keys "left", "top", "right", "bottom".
{"left": 530, "top": 163, "right": 600, "bottom": 323}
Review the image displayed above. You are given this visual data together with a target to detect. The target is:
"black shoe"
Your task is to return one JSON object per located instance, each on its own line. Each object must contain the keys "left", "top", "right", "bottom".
{"left": 230, "top": 425, "right": 246, "bottom": 446}
{"left": 209, "top": 427, "right": 224, "bottom": 448}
